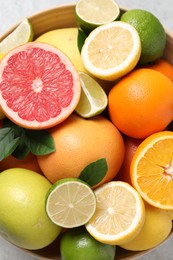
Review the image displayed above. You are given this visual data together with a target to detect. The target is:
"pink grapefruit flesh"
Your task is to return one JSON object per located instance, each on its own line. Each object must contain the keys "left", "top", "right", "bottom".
{"left": 0, "top": 42, "right": 81, "bottom": 129}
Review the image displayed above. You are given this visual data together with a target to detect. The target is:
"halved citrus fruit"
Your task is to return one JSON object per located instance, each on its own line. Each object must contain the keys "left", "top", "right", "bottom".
{"left": 0, "top": 18, "right": 33, "bottom": 54}
{"left": 75, "top": 72, "right": 108, "bottom": 118}
{"left": 130, "top": 131, "right": 173, "bottom": 210}
{"left": 86, "top": 181, "right": 145, "bottom": 245}
{"left": 0, "top": 42, "right": 81, "bottom": 129}
{"left": 75, "top": 0, "right": 120, "bottom": 34}
{"left": 81, "top": 21, "right": 141, "bottom": 81}
{"left": 45, "top": 178, "right": 96, "bottom": 228}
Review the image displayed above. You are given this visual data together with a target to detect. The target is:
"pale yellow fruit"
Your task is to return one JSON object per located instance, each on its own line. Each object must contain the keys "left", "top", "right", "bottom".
{"left": 86, "top": 181, "right": 145, "bottom": 245}
{"left": 35, "top": 28, "right": 113, "bottom": 93}
{"left": 166, "top": 210, "right": 173, "bottom": 220}
{"left": 0, "top": 168, "right": 61, "bottom": 250}
{"left": 120, "top": 203, "right": 172, "bottom": 251}
{"left": 35, "top": 28, "right": 86, "bottom": 72}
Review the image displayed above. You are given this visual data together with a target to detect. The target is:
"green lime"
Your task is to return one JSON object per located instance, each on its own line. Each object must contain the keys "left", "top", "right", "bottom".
{"left": 0, "top": 18, "right": 33, "bottom": 53}
{"left": 75, "top": 0, "right": 120, "bottom": 34}
{"left": 75, "top": 72, "right": 108, "bottom": 118}
{"left": 45, "top": 178, "right": 96, "bottom": 228}
{"left": 120, "top": 9, "right": 166, "bottom": 64}
{"left": 60, "top": 226, "right": 116, "bottom": 260}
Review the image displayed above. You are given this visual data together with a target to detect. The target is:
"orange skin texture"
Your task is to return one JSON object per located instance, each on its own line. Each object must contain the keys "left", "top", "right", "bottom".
{"left": 115, "top": 136, "right": 142, "bottom": 185}
{"left": 0, "top": 153, "right": 43, "bottom": 174}
{"left": 147, "top": 58, "right": 173, "bottom": 82}
{"left": 37, "top": 114, "right": 125, "bottom": 188}
{"left": 108, "top": 68, "right": 173, "bottom": 139}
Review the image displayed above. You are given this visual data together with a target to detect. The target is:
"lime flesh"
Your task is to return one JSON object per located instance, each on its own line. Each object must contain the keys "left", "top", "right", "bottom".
{"left": 0, "top": 18, "right": 33, "bottom": 53}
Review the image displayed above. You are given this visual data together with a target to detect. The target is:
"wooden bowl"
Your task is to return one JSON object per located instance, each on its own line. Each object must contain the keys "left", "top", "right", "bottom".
{"left": 0, "top": 4, "right": 173, "bottom": 260}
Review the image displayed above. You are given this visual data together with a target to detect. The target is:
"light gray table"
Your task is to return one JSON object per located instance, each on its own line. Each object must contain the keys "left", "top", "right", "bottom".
{"left": 0, "top": 1, "right": 173, "bottom": 259}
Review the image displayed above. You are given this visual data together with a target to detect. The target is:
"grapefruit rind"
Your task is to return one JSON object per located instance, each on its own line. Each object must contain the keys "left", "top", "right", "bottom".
{"left": 0, "top": 42, "right": 81, "bottom": 129}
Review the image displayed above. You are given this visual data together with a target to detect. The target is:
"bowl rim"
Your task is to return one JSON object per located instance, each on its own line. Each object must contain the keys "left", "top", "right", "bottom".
{"left": 1, "top": 3, "right": 173, "bottom": 41}
{"left": 0, "top": 3, "right": 173, "bottom": 260}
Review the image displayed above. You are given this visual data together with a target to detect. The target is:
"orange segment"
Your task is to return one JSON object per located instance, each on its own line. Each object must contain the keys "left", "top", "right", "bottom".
{"left": 131, "top": 131, "right": 173, "bottom": 209}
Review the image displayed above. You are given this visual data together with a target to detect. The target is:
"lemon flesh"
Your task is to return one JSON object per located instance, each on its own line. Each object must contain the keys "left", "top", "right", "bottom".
{"left": 81, "top": 21, "right": 141, "bottom": 81}
{"left": 86, "top": 181, "right": 145, "bottom": 245}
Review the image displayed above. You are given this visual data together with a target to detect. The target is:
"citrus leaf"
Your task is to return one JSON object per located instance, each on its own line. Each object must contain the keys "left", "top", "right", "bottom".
{"left": 0, "top": 127, "right": 21, "bottom": 161}
{"left": 24, "top": 130, "right": 56, "bottom": 156}
{"left": 78, "top": 29, "right": 87, "bottom": 53}
{"left": 12, "top": 142, "right": 30, "bottom": 160}
{"left": 79, "top": 158, "right": 108, "bottom": 187}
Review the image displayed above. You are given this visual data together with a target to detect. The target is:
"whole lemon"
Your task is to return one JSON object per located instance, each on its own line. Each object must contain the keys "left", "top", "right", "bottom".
{"left": 120, "top": 203, "right": 172, "bottom": 251}
{"left": 0, "top": 168, "right": 61, "bottom": 250}
{"left": 36, "top": 28, "right": 86, "bottom": 72}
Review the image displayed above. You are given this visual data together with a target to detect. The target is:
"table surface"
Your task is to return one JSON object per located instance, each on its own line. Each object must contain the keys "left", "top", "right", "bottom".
{"left": 0, "top": 0, "right": 173, "bottom": 259}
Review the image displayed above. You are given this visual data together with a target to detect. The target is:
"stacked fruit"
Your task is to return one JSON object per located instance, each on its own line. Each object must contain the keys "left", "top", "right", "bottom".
{"left": 0, "top": 0, "right": 173, "bottom": 259}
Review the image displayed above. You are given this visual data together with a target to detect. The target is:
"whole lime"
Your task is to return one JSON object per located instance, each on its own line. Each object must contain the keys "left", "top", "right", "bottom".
{"left": 60, "top": 226, "right": 116, "bottom": 260}
{"left": 0, "top": 168, "right": 61, "bottom": 250}
{"left": 120, "top": 9, "right": 166, "bottom": 64}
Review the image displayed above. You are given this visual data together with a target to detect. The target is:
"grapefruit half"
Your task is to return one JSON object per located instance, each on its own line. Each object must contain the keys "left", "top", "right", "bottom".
{"left": 0, "top": 42, "right": 81, "bottom": 129}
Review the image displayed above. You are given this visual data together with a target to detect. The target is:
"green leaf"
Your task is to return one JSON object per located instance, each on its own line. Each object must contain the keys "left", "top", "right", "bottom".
{"left": 0, "top": 118, "right": 55, "bottom": 160}
{"left": 12, "top": 142, "right": 30, "bottom": 160}
{"left": 79, "top": 158, "right": 108, "bottom": 187}
{"left": 77, "top": 29, "right": 87, "bottom": 53}
{"left": 0, "top": 127, "right": 21, "bottom": 161}
{"left": 24, "top": 130, "right": 56, "bottom": 156}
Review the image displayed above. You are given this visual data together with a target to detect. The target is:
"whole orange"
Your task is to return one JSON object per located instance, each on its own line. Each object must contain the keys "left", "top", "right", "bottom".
{"left": 37, "top": 114, "right": 125, "bottom": 188}
{"left": 0, "top": 153, "right": 43, "bottom": 174}
{"left": 147, "top": 58, "right": 173, "bottom": 82}
{"left": 115, "top": 136, "right": 142, "bottom": 184}
{"left": 108, "top": 68, "right": 173, "bottom": 139}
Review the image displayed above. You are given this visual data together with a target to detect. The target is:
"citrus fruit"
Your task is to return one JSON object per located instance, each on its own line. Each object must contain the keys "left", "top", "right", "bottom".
{"left": 0, "top": 53, "right": 5, "bottom": 60}
{"left": 0, "top": 18, "right": 33, "bottom": 54}
{"left": 86, "top": 181, "right": 145, "bottom": 245}
{"left": 37, "top": 114, "right": 125, "bottom": 188}
{"left": 75, "top": 71, "right": 108, "bottom": 118}
{"left": 81, "top": 21, "right": 141, "bottom": 81}
{"left": 120, "top": 202, "right": 172, "bottom": 251}
{"left": 0, "top": 42, "right": 81, "bottom": 129}
{"left": 35, "top": 27, "right": 114, "bottom": 92}
{"left": 0, "top": 168, "right": 61, "bottom": 249}
{"left": 0, "top": 153, "right": 43, "bottom": 174}
{"left": 75, "top": 0, "right": 120, "bottom": 34}
{"left": 130, "top": 131, "right": 173, "bottom": 210}
{"left": 60, "top": 226, "right": 116, "bottom": 260}
{"left": 147, "top": 58, "right": 173, "bottom": 82}
{"left": 46, "top": 178, "right": 96, "bottom": 228}
{"left": 116, "top": 136, "right": 142, "bottom": 184}
{"left": 36, "top": 28, "right": 87, "bottom": 72}
{"left": 120, "top": 9, "right": 166, "bottom": 64}
{"left": 108, "top": 68, "right": 173, "bottom": 139}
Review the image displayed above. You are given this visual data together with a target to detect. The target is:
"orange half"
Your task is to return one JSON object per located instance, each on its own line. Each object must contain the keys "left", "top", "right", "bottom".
{"left": 130, "top": 131, "right": 173, "bottom": 209}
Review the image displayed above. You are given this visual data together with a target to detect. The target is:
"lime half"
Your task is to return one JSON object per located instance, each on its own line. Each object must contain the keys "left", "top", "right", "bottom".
{"left": 45, "top": 178, "right": 96, "bottom": 228}
{"left": 0, "top": 18, "right": 33, "bottom": 53}
{"left": 75, "top": 72, "right": 108, "bottom": 118}
{"left": 75, "top": 0, "right": 120, "bottom": 34}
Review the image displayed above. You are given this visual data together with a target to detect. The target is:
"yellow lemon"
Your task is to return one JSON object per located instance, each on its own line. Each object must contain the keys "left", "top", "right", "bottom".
{"left": 120, "top": 203, "right": 172, "bottom": 251}
{"left": 36, "top": 27, "right": 86, "bottom": 72}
